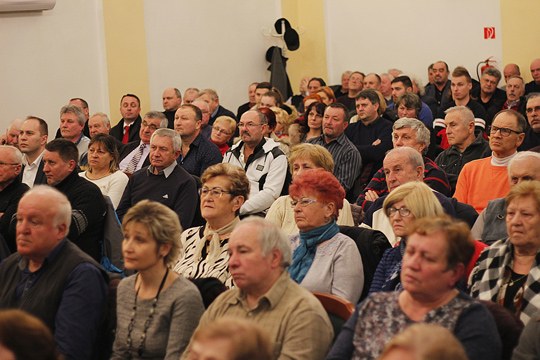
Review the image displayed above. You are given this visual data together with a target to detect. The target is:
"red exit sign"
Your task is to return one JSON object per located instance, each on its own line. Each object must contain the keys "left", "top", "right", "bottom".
{"left": 484, "top": 27, "right": 495, "bottom": 39}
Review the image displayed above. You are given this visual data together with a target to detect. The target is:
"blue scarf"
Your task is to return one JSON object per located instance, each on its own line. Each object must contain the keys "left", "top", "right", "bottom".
{"left": 289, "top": 221, "right": 340, "bottom": 284}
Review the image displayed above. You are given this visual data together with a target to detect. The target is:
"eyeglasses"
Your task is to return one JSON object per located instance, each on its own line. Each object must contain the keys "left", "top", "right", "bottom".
{"left": 0, "top": 162, "right": 18, "bottom": 166}
{"left": 142, "top": 121, "right": 158, "bottom": 131}
{"left": 198, "top": 187, "right": 232, "bottom": 198}
{"left": 526, "top": 106, "right": 540, "bottom": 114}
{"left": 291, "top": 198, "right": 317, "bottom": 208}
{"left": 212, "top": 126, "right": 232, "bottom": 136}
{"left": 238, "top": 122, "right": 263, "bottom": 129}
{"left": 386, "top": 206, "right": 411, "bottom": 218}
{"left": 489, "top": 125, "right": 522, "bottom": 137}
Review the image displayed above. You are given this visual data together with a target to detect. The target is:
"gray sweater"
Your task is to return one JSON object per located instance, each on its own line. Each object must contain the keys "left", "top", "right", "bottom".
{"left": 111, "top": 275, "right": 204, "bottom": 360}
{"left": 290, "top": 232, "right": 364, "bottom": 303}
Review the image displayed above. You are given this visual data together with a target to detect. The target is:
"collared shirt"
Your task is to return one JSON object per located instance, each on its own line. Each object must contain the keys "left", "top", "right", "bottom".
{"left": 177, "top": 133, "right": 222, "bottom": 177}
{"left": 147, "top": 161, "right": 177, "bottom": 178}
{"left": 183, "top": 270, "right": 333, "bottom": 360}
{"left": 118, "top": 141, "right": 150, "bottom": 172}
{"left": 22, "top": 151, "right": 44, "bottom": 187}
{"left": 308, "top": 132, "right": 362, "bottom": 192}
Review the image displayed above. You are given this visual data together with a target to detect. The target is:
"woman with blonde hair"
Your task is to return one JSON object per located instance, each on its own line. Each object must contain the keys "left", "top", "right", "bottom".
{"left": 112, "top": 200, "right": 204, "bottom": 359}
{"left": 369, "top": 182, "right": 444, "bottom": 293}
{"left": 378, "top": 323, "right": 468, "bottom": 360}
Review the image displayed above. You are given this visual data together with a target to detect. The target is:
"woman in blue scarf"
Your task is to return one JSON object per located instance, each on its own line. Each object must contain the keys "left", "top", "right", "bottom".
{"left": 288, "top": 168, "right": 364, "bottom": 303}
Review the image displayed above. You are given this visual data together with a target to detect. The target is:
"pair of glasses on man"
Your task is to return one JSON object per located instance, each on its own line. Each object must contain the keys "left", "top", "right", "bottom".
{"left": 198, "top": 187, "right": 232, "bottom": 197}
{"left": 238, "top": 122, "right": 263, "bottom": 129}
{"left": 488, "top": 125, "right": 523, "bottom": 137}
{"left": 386, "top": 207, "right": 411, "bottom": 217}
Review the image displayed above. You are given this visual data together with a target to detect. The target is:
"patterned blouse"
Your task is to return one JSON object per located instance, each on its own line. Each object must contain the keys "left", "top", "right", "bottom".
{"left": 173, "top": 226, "right": 233, "bottom": 288}
{"left": 351, "top": 292, "right": 475, "bottom": 360}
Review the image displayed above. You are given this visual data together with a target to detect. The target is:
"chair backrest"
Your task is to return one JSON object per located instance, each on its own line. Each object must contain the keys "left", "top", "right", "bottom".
{"left": 312, "top": 291, "right": 355, "bottom": 320}
{"left": 479, "top": 300, "right": 524, "bottom": 360}
{"left": 338, "top": 225, "right": 391, "bottom": 302}
{"left": 312, "top": 291, "right": 355, "bottom": 342}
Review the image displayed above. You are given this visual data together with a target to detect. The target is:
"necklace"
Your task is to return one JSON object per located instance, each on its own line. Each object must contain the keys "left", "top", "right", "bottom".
{"left": 126, "top": 267, "right": 169, "bottom": 358}
{"left": 509, "top": 272, "right": 528, "bottom": 287}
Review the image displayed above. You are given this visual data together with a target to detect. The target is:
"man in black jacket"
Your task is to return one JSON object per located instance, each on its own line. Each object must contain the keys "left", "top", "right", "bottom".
{"left": 198, "top": 89, "right": 236, "bottom": 126}
{"left": 43, "top": 139, "right": 105, "bottom": 262}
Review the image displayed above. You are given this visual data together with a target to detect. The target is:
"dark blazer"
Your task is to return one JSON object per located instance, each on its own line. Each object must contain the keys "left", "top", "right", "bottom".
{"left": 110, "top": 116, "right": 142, "bottom": 143}
{"left": 20, "top": 158, "right": 48, "bottom": 186}
{"left": 209, "top": 105, "right": 236, "bottom": 126}
{"left": 118, "top": 141, "right": 151, "bottom": 169}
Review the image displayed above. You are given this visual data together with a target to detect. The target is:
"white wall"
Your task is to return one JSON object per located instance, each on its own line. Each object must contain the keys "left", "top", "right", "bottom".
{"left": 324, "top": 0, "right": 503, "bottom": 85}
{"left": 143, "top": 0, "right": 282, "bottom": 115}
{"left": 0, "top": 0, "right": 109, "bottom": 133}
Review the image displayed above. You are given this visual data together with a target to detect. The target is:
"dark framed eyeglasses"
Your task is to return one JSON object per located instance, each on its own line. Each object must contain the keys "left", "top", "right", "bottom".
{"left": 489, "top": 125, "right": 522, "bottom": 137}
{"left": 386, "top": 206, "right": 411, "bottom": 218}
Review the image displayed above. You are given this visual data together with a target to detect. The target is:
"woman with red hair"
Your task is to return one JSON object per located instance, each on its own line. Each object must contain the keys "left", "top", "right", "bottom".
{"left": 288, "top": 168, "right": 364, "bottom": 303}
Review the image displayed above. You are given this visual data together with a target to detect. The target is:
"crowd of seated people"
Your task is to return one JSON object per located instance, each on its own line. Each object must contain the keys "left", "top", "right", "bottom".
{"left": 3, "top": 58, "right": 540, "bottom": 359}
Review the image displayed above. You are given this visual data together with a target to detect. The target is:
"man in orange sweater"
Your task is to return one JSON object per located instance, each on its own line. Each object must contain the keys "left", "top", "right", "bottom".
{"left": 454, "top": 110, "right": 526, "bottom": 212}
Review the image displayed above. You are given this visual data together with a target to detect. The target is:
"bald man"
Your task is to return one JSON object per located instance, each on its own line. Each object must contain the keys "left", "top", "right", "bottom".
{"left": 525, "top": 59, "right": 540, "bottom": 95}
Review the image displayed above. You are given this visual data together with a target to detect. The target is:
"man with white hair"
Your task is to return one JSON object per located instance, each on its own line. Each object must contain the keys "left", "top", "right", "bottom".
{"left": 471, "top": 151, "right": 540, "bottom": 244}
{"left": 361, "top": 147, "right": 454, "bottom": 245}
{"left": 471, "top": 67, "right": 506, "bottom": 113}
{"left": 181, "top": 217, "right": 333, "bottom": 360}
{"left": 487, "top": 76, "right": 527, "bottom": 124}
{"left": 58, "top": 104, "right": 90, "bottom": 165}
{"left": 0, "top": 186, "right": 108, "bottom": 360}
{"left": 88, "top": 112, "right": 125, "bottom": 152}
{"left": 435, "top": 106, "right": 491, "bottom": 192}
{"left": 357, "top": 118, "right": 451, "bottom": 211}
{"left": 116, "top": 128, "right": 197, "bottom": 229}
{"left": 118, "top": 111, "right": 168, "bottom": 173}
{"left": 54, "top": 98, "right": 91, "bottom": 139}
{"left": 0, "top": 145, "right": 29, "bottom": 252}
{"left": 0, "top": 118, "right": 24, "bottom": 148}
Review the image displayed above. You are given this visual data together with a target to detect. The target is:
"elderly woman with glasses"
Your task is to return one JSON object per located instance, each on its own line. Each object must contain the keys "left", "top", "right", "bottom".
{"left": 210, "top": 116, "right": 236, "bottom": 155}
{"left": 174, "top": 163, "right": 250, "bottom": 288}
{"left": 369, "top": 182, "right": 444, "bottom": 294}
{"left": 288, "top": 168, "right": 363, "bottom": 303}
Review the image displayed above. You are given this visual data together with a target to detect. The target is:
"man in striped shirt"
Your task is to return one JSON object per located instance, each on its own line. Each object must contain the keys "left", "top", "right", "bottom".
{"left": 308, "top": 103, "right": 362, "bottom": 194}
